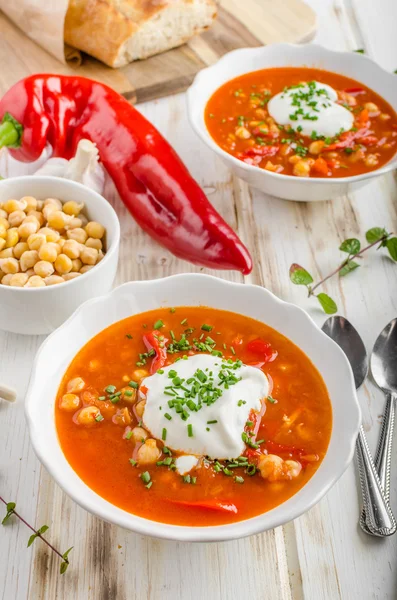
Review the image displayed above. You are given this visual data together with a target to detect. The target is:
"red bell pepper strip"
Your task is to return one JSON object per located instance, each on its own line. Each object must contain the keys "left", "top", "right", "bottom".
{"left": 0, "top": 74, "right": 252, "bottom": 274}
{"left": 246, "top": 338, "right": 278, "bottom": 362}
{"left": 143, "top": 331, "right": 168, "bottom": 374}
{"left": 171, "top": 500, "right": 238, "bottom": 514}
{"left": 243, "top": 145, "right": 280, "bottom": 157}
{"left": 343, "top": 87, "right": 365, "bottom": 95}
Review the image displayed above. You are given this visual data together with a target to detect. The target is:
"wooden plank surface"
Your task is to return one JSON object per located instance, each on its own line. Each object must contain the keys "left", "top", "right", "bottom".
{"left": 0, "top": 0, "right": 316, "bottom": 104}
{"left": 1, "top": 0, "right": 397, "bottom": 599}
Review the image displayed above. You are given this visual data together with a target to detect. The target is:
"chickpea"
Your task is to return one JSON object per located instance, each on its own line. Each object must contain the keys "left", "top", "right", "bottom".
{"left": 0, "top": 248, "right": 13, "bottom": 258}
{"left": 66, "top": 217, "right": 83, "bottom": 230}
{"left": 364, "top": 102, "right": 379, "bottom": 115}
{"left": 258, "top": 454, "right": 284, "bottom": 482}
{"left": 9, "top": 273, "right": 29, "bottom": 287}
{"left": 44, "top": 275, "right": 65, "bottom": 286}
{"left": 348, "top": 149, "right": 365, "bottom": 164}
{"left": 133, "top": 369, "right": 149, "bottom": 382}
{"left": 284, "top": 460, "right": 302, "bottom": 479}
{"left": 255, "top": 108, "right": 267, "bottom": 119}
{"left": 47, "top": 210, "right": 72, "bottom": 231}
{"left": 3, "top": 199, "right": 24, "bottom": 213}
{"left": 25, "top": 275, "right": 46, "bottom": 288}
{"left": 63, "top": 272, "right": 81, "bottom": 281}
{"left": 18, "top": 221, "right": 39, "bottom": 239}
{"left": 59, "top": 393, "right": 80, "bottom": 411}
{"left": 44, "top": 197, "right": 63, "bottom": 209}
{"left": 8, "top": 210, "right": 26, "bottom": 228}
{"left": 288, "top": 154, "right": 301, "bottom": 165}
{"left": 80, "top": 247, "right": 98, "bottom": 265}
{"left": 76, "top": 405, "right": 101, "bottom": 425}
{"left": 34, "top": 260, "right": 54, "bottom": 278}
{"left": 137, "top": 438, "right": 161, "bottom": 465}
{"left": 85, "top": 221, "right": 105, "bottom": 240}
{"left": 0, "top": 224, "right": 6, "bottom": 239}
{"left": 0, "top": 239, "right": 6, "bottom": 252}
{"left": 67, "top": 228, "right": 87, "bottom": 244}
{"left": 20, "top": 250, "right": 39, "bottom": 271}
{"left": 22, "top": 196, "right": 37, "bottom": 211}
{"left": 0, "top": 257, "right": 19, "bottom": 275}
{"left": 0, "top": 209, "right": 8, "bottom": 220}
{"left": 365, "top": 154, "right": 379, "bottom": 167}
{"left": 85, "top": 237, "right": 102, "bottom": 251}
{"left": 1, "top": 274, "right": 12, "bottom": 285}
{"left": 135, "top": 400, "right": 146, "bottom": 418}
{"left": 309, "top": 140, "right": 325, "bottom": 155}
{"left": 80, "top": 265, "right": 94, "bottom": 274}
{"left": 113, "top": 407, "right": 132, "bottom": 426}
{"left": 130, "top": 427, "right": 149, "bottom": 444}
{"left": 0, "top": 217, "right": 10, "bottom": 231}
{"left": 379, "top": 113, "right": 391, "bottom": 121}
{"left": 235, "top": 126, "right": 251, "bottom": 140}
{"left": 6, "top": 228, "right": 19, "bottom": 248}
{"left": 63, "top": 239, "right": 81, "bottom": 259}
{"left": 24, "top": 268, "right": 35, "bottom": 277}
{"left": 63, "top": 201, "right": 84, "bottom": 216}
{"left": 13, "top": 242, "right": 29, "bottom": 259}
{"left": 39, "top": 227, "right": 60, "bottom": 243}
{"left": 97, "top": 250, "right": 105, "bottom": 263}
{"left": 71, "top": 258, "right": 83, "bottom": 272}
{"left": 27, "top": 210, "right": 45, "bottom": 227}
{"left": 27, "top": 233, "right": 46, "bottom": 251}
{"left": 38, "top": 242, "right": 58, "bottom": 263}
{"left": 56, "top": 239, "right": 65, "bottom": 252}
{"left": 67, "top": 377, "right": 85, "bottom": 393}
{"left": 293, "top": 160, "right": 311, "bottom": 177}
{"left": 54, "top": 253, "right": 73, "bottom": 274}
{"left": 42, "top": 203, "right": 58, "bottom": 221}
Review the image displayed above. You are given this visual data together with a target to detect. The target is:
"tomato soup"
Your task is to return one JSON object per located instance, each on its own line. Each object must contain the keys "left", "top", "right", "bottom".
{"left": 205, "top": 67, "right": 397, "bottom": 178}
{"left": 55, "top": 307, "right": 332, "bottom": 526}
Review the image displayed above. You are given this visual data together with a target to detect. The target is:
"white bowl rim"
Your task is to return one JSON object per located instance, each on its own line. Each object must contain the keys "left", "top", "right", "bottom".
{"left": 0, "top": 175, "right": 120, "bottom": 292}
{"left": 25, "top": 273, "right": 360, "bottom": 542}
{"left": 187, "top": 43, "right": 397, "bottom": 185}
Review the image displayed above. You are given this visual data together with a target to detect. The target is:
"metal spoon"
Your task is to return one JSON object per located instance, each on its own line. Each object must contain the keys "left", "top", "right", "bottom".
{"left": 322, "top": 316, "right": 396, "bottom": 536}
{"left": 369, "top": 318, "right": 397, "bottom": 514}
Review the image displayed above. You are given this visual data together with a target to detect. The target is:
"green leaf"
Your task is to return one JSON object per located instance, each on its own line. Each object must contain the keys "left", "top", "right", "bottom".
{"left": 339, "top": 260, "right": 360, "bottom": 277}
{"left": 62, "top": 546, "right": 73, "bottom": 561}
{"left": 60, "top": 561, "right": 69, "bottom": 575}
{"left": 37, "top": 525, "right": 49, "bottom": 535}
{"left": 289, "top": 263, "right": 313, "bottom": 286}
{"left": 317, "top": 293, "right": 337, "bottom": 314}
{"left": 6, "top": 502, "right": 16, "bottom": 512}
{"left": 2, "top": 502, "right": 16, "bottom": 525}
{"left": 386, "top": 237, "right": 397, "bottom": 261}
{"left": 366, "top": 227, "right": 388, "bottom": 244}
{"left": 27, "top": 533, "right": 38, "bottom": 547}
{"left": 339, "top": 238, "right": 360, "bottom": 255}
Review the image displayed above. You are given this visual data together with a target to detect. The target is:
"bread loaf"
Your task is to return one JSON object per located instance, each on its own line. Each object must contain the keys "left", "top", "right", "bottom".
{"left": 64, "top": 0, "right": 217, "bottom": 68}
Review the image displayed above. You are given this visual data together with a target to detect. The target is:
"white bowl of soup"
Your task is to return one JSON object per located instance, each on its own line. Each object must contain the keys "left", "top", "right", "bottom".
{"left": 25, "top": 274, "right": 360, "bottom": 541}
{"left": 0, "top": 176, "right": 120, "bottom": 334}
{"left": 187, "top": 43, "right": 397, "bottom": 201}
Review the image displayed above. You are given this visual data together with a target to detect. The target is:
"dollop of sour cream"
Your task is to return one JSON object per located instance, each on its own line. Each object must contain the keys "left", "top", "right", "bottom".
{"left": 141, "top": 354, "right": 269, "bottom": 460}
{"left": 268, "top": 81, "right": 354, "bottom": 138}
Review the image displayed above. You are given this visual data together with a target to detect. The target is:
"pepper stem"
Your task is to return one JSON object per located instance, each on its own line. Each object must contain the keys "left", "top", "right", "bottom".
{"left": 0, "top": 113, "right": 23, "bottom": 149}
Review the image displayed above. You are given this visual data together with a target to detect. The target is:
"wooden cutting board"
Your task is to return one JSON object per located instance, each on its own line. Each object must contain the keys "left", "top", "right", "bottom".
{"left": 0, "top": 0, "right": 316, "bottom": 103}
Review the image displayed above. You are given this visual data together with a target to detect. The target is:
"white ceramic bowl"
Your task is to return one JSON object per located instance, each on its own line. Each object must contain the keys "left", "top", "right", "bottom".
{"left": 26, "top": 274, "right": 360, "bottom": 541}
{"left": 187, "top": 43, "right": 397, "bottom": 202}
{"left": 0, "top": 176, "right": 120, "bottom": 335}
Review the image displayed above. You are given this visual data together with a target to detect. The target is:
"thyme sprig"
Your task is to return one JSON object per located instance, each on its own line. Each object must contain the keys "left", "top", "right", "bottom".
{"left": 289, "top": 227, "right": 397, "bottom": 314}
{"left": 1, "top": 496, "right": 73, "bottom": 574}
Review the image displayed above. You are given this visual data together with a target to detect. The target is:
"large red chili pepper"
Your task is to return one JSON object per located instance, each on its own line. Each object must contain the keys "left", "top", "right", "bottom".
{"left": 143, "top": 331, "right": 168, "bottom": 374}
{"left": 0, "top": 74, "right": 252, "bottom": 274}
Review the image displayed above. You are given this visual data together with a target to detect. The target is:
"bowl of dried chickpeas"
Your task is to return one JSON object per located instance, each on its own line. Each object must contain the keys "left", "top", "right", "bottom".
{"left": 0, "top": 176, "right": 120, "bottom": 334}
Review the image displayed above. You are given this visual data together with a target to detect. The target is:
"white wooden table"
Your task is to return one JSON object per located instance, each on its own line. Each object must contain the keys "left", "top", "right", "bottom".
{"left": 1, "top": 1, "right": 396, "bottom": 598}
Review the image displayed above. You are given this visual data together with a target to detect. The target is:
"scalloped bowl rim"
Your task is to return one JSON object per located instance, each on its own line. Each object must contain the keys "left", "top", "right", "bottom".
{"left": 187, "top": 43, "right": 397, "bottom": 184}
{"left": 25, "top": 274, "right": 361, "bottom": 542}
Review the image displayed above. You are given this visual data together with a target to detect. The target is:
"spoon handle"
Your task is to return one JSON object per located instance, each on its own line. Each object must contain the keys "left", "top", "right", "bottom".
{"left": 359, "top": 392, "right": 396, "bottom": 534}
{"left": 356, "top": 426, "right": 396, "bottom": 536}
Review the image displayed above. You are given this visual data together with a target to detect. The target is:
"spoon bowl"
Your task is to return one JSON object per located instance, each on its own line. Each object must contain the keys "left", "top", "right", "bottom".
{"left": 371, "top": 318, "right": 397, "bottom": 393}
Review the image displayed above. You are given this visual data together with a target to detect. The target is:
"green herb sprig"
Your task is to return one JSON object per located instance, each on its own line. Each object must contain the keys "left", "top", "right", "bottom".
{"left": 1, "top": 496, "right": 73, "bottom": 574}
{"left": 289, "top": 228, "right": 397, "bottom": 314}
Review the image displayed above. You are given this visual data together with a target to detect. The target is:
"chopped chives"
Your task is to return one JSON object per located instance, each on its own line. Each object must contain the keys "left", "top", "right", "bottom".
{"left": 157, "top": 369, "right": 164, "bottom": 374}
{"left": 223, "top": 468, "right": 233, "bottom": 476}
{"left": 163, "top": 446, "right": 171, "bottom": 454}
{"left": 125, "top": 430, "right": 133, "bottom": 440}
{"left": 206, "top": 427, "right": 210, "bottom": 432}
{"left": 164, "top": 413, "right": 172, "bottom": 421}
{"left": 230, "top": 346, "right": 236, "bottom": 355}
{"left": 163, "top": 457, "right": 172, "bottom": 466}
{"left": 246, "top": 420, "right": 254, "bottom": 427}
{"left": 201, "top": 324, "right": 213, "bottom": 332}
{"left": 145, "top": 481, "right": 153, "bottom": 489}
{"left": 129, "top": 459, "right": 137, "bottom": 466}
{"left": 267, "top": 395, "right": 276, "bottom": 403}
{"left": 170, "top": 307, "right": 176, "bottom": 313}
{"left": 207, "top": 420, "right": 218, "bottom": 425}
{"left": 187, "top": 424, "right": 193, "bottom": 437}
{"left": 105, "top": 385, "right": 116, "bottom": 394}
{"left": 110, "top": 396, "right": 121, "bottom": 404}
{"left": 191, "top": 476, "right": 197, "bottom": 484}
{"left": 180, "top": 318, "right": 188, "bottom": 325}
{"left": 95, "top": 414, "right": 104, "bottom": 422}
{"left": 162, "top": 428, "right": 167, "bottom": 440}
{"left": 237, "top": 400, "right": 246, "bottom": 407}
{"left": 235, "top": 476, "right": 244, "bottom": 484}
{"left": 129, "top": 381, "right": 138, "bottom": 389}
{"left": 98, "top": 396, "right": 106, "bottom": 401}
{"left": 126, "top": 333, "right": 133, "bottom": 339}
{"left": 124, "top": 390, "right": 133, "bottom": 397}
{"left": 183, "top": 475, "right": 191, "bottom": 483}
{"left": 256, "top": 439, "right": 265, "bottom": 444}
{"left": 154, "top": 319, "right": 164, "bottom": 330}
{"left": 141, "top": 471, "right": 151, "bottom": 483}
